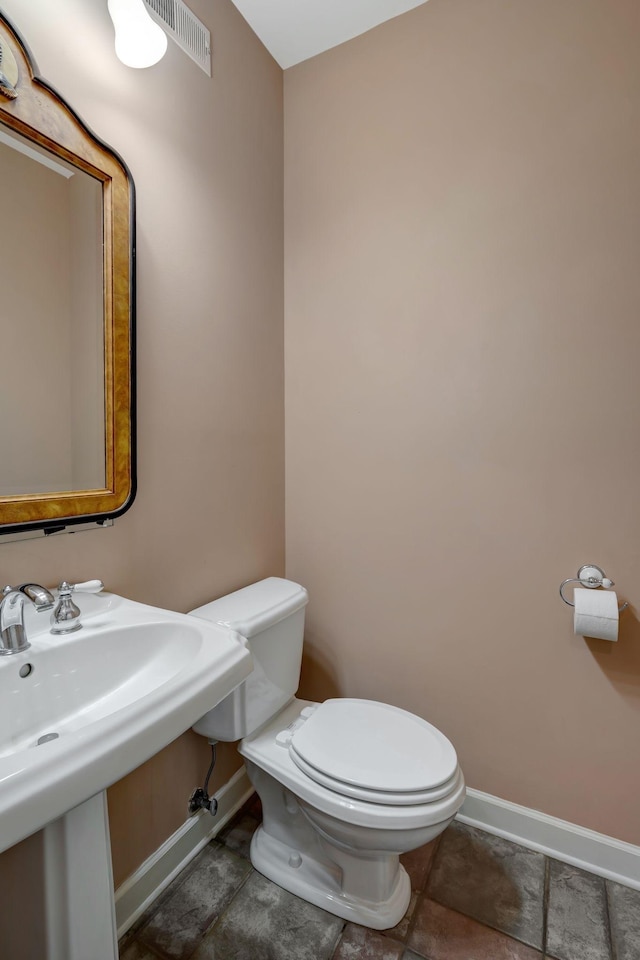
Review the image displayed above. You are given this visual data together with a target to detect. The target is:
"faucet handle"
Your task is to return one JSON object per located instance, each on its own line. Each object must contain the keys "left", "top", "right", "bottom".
{"left": 51, "top": 582, "right": 81, "bottom": 635}
{"left": 50, "top": 580, "right": 104, "bottom": 635}
{"left": 57, "top": 579, "right": 104, "bottom": 594}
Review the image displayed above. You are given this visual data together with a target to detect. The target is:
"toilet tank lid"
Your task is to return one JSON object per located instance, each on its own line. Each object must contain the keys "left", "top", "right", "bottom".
{"left": 189, "top": 578, "right": 308, "bottom": 638}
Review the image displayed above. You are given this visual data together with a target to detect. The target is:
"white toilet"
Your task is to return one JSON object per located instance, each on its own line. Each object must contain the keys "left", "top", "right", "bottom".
{"left": 190, "top": 577, "right": 465, "bottom": 929}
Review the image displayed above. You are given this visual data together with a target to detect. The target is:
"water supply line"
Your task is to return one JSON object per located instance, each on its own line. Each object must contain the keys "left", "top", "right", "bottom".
{"left": 188, "top": 741, "right": 218, "bottom": 816}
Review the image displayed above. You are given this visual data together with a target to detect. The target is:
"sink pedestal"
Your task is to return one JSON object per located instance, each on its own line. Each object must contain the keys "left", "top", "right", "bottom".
{"left": 43, "top": 791, "right": 117, "bottom": 960}
{"left": 0, "top": 592, "right": 254, "bottom": 958}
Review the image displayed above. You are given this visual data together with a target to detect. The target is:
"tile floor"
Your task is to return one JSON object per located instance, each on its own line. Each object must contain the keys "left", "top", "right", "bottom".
{"left": 119, "top": 796, "right": 640, "bottom": 960}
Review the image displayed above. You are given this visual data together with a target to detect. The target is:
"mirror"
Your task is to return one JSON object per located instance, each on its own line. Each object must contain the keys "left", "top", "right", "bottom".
{"left": 0, "top": 11, "right": 135, "bottom": 534}
{"left": 0, "top": 128, "right": 105, "bottom": 496}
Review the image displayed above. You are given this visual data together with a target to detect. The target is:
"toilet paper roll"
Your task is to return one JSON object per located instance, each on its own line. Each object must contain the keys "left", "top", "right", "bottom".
{"left": 573, "top": 588, "right": 619, "bottom": 641}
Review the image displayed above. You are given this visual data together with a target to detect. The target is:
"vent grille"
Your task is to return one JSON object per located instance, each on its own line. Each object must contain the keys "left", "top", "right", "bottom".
{"left": 143, "top": 0, "right": 211, "bottom": 76}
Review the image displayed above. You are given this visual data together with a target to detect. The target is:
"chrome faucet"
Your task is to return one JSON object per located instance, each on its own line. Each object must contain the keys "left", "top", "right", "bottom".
{"left": 0, "top": 583, "right": 55, "bottom": 655}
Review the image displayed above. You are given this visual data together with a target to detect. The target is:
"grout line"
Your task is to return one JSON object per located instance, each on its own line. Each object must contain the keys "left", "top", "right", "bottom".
{"left": 542, "top": 855, "right": 550, "bottom": 959}
{"left": 401, "top": 888, "right": 424, "bottom": 950}
{"left": 201, "top": 803, "right": 262, "bottom": 948}
{"left": 604, "top": 880, "right": 616, "bottom": 960}
{"left": 401, "top": 834, "right": 443, "bottom": 948}
{"left": 151, "top": 944, "right": 174, "bottom": 960}
{"left": 179, "top": 865, "right": 257, "bottom": 960}
{"left": 424, "top": 833, "right": 442, "bottom": 891}
{"left": 203, "top": 859, "right": 255, "bottom": 930}
{"left": 128, "top": 933, "right": 175, "bottom": 960}
{"left": 328, "top": 920, "right": 348, "bottom": 960}
{"left": 118, "top": 937, "right": 167, "bottom": 960}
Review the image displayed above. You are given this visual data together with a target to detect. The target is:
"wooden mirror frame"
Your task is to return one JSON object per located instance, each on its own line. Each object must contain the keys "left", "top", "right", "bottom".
{"left": 0, "top": 12, "right": 135, "bottom": 535}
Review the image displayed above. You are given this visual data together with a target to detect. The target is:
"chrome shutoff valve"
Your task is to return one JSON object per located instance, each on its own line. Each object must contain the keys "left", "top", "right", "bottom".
{"left": 50, "top": 579, "right": 104, "bottom": 635}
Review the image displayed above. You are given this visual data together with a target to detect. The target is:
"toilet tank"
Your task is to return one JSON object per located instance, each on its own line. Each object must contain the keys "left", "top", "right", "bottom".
{"left": 190, "top": 578, "right": 309, "bottom": 741}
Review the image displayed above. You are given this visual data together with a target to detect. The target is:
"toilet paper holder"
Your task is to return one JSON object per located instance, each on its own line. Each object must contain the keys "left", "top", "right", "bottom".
{"left": 559, "top": 564, "right": 628, "bottom": 612}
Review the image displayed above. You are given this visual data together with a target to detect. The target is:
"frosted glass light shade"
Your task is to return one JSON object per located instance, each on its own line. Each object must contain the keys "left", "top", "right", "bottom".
{"left": 107, "top": 0, "right": 168, "bottom": 68}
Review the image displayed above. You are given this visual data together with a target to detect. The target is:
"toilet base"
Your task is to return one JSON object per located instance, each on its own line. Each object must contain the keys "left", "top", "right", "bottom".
{"left": 249, "top": 824, "right": 411, "bottom": 929}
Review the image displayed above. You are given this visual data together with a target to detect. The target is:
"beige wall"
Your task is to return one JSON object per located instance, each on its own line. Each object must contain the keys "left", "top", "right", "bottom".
{"left": 285, "top": 0, "right": 640, "bottom": 844}
{"left": 0, "top": 0, "right": 283, "bottom": 886}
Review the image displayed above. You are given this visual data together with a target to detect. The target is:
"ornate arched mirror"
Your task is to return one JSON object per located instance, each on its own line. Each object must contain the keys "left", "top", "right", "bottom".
{"left": 0, "top": 11, "right": 135, "bottom": 536}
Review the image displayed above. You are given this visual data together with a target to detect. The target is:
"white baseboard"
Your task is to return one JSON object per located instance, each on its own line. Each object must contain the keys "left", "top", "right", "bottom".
{"left": 458, "top": 787, "right": 640, "bottom": 891}
{"left": 114, "top": 766, "right": 253, "bottom": 938}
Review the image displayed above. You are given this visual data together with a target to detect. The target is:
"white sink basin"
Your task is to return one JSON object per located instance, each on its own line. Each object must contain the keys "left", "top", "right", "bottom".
{"left": 0, "top": 591, "right": 252, "bottom": 854}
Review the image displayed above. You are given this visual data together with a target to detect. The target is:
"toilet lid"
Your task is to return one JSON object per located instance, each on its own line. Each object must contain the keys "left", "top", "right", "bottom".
{"left": 288, "top": 699, "right": 458, "bottom": 801}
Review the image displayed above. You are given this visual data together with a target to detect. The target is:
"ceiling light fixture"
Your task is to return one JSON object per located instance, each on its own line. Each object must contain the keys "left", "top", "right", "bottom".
{"left": 107, "top": 0, "right": 168, "bottom": 69}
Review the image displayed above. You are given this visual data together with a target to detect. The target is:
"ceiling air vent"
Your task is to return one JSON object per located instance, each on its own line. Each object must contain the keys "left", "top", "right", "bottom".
{"left": 143, "top": 0, "right": 212, "bottom": 76}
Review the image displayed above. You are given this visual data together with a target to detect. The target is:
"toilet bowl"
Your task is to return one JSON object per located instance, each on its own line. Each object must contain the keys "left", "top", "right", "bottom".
{"left": 190, "top": 578, "right": 465, "bottom": 929}
{"left": 239, "top": 697, "right": 465, "bottom": 926}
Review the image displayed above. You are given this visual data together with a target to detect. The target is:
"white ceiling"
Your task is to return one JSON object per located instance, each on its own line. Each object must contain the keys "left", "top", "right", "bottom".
{"left": 229, "top": 0, "right": 430, "bottom": 69}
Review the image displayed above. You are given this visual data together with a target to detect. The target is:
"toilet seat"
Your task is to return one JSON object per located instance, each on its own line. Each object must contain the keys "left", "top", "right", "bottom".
{"left": 241, "top": 698, "right": 465, "bottom": 831}
{"left": 290, "top": 751, "right": 460, "bottom": 805}
{"left": 284, "top": 698, "right": 459, "bottom": 806}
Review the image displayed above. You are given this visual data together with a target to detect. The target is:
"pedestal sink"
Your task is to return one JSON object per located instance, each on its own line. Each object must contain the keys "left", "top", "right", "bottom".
{"left": 0, "top": 591, "right": 253, "bottom": 960}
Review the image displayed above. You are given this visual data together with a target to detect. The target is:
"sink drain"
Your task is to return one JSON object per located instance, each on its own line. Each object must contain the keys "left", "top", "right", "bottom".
{"left": 36, "top": 733, "right": 59, "bottom": 745}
